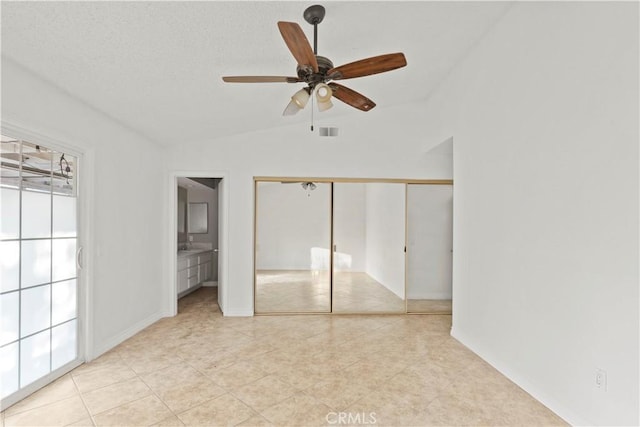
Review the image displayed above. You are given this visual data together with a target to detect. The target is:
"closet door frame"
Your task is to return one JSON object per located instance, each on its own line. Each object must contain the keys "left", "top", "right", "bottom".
{"left": 253, "top": 177, "right": 453, "bottom": 315}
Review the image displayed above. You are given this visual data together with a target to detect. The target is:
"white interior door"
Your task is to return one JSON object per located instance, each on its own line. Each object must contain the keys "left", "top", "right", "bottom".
{"left": 1, "top": 135, "right": 82, "bottom": 409}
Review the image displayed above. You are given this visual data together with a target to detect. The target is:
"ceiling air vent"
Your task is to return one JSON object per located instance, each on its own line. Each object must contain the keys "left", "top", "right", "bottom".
{"left": 319, "top": 127, "right": 339, "bottom": 137}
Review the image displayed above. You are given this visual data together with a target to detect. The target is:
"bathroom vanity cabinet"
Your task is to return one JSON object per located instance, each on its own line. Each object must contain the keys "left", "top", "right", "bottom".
{"left": 177, "top": 249, "right": 213, "bottom": 296}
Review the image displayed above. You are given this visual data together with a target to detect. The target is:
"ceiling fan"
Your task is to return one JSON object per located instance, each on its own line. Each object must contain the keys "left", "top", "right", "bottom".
{"left": 222, "top": 4, "right": 407, "bottom": 119}
{"left": 280, "top": 180, "right": 317, "bottom": 190}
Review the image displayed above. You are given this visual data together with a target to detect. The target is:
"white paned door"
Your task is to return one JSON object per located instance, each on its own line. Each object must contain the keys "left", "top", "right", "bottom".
{"left": 0, "top": 135, "right": 82, "bottom": 409}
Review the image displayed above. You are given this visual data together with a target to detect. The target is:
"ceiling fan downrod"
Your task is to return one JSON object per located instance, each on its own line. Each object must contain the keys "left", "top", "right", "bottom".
{"left": 303, "top": 5, "right": 325, "bottom": 55}
{"left": 303, "top": 5, "right": 326, "bottom": 132}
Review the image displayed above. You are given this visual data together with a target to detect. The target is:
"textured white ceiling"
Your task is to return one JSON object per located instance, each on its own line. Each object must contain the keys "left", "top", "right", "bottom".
{"left": 1, "top": 1, "right": 512, "bottom": 146}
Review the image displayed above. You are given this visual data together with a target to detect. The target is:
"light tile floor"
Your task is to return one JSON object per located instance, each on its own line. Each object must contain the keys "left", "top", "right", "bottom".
{"left": 2, "top": 288, "right": 566, "bottom": 426}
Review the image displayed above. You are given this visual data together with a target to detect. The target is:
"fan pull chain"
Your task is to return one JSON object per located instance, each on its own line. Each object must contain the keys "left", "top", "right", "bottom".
{"left": 310, "top": 91, "right": 314, "bottom": 132}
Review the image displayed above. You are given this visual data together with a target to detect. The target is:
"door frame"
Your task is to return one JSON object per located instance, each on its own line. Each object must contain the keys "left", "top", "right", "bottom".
{"left": 0, "top": 122, "right": 89, "bottom": 410}
{"left": 253, "top": 176, "right": 453, "bottom": 315}
{"left": 168, "top": 171, "right": 228, "bottom": 316}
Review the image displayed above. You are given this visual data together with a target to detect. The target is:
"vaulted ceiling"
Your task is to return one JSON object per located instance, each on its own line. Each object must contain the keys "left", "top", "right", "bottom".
{"left": 1, "top": 1, "right": 512, "bottom": 146}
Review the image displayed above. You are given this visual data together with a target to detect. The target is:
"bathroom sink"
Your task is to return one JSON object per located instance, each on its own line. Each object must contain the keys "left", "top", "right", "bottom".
{"left": 177, "top": 249, "right": 206, "bottom": 255}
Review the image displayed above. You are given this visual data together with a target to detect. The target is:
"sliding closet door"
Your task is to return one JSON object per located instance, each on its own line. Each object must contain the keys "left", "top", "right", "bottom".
{"left": 406, "top": 184, "right": 453, "bottom": 313}
{"left": 332, "top": 182, "right": 406, "bottom": 313}
{"left": 1, "top": 136, "right": 81, "bottom": 408}
{"left": 254, "top": 181, "right": 331, "bottom": 313}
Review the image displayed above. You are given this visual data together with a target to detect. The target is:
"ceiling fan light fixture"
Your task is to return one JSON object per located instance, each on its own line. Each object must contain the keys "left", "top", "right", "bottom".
{"left": 315, "top": 83, "right": 333, "bottom": 112}
{"left": 292, "top": 88, "right": 310, "bottom": 108}
{"left": 317, "top": 98, "right": 333, "bottom": 112}
{"left": 282, "top": 99, "right": 302, "bottom": 116}
{"left": 315, "top": 83, "right": 332, "bottom": 102}
{"left": 301, "top": 182, "right": 317, "bottom": 191}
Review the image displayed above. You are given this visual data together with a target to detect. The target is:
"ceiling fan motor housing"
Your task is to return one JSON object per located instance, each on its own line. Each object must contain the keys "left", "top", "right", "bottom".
{"left": 297, "top": 55, "right": 334, "bottom": 87}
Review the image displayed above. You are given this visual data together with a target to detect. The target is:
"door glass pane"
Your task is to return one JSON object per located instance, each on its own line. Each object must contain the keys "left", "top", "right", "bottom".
{"left": 52, "top": 238, "right": 76, "bottom": 282}
{"left": 20, "top": 141, "right": 53, "bottom": 192}
{"left": 255, "top": 181, "right": 331, "bottom": 313}
{"left": 21, "top": 190, "right": 52, "bottom": 239}
{"left": 52, "top": 279, "right": 77, "bottom": 325}
{"left": 53, "top": 195, "right": 77, "bottom": 237}
{"left": 21, "top": 239, "right": 51, "bottom": 287}
{"left": 0, "top": 240, "right": 20, "bottom": 293}
{"left": 1, "top": 342, "right": 19, "bottom": 398}
{"left": 51, "top": 320, "right": 76, "bottom": 370}
{"left": 20, "top": 329, "right": 51, "bottom": 387}
{"left": 1, "top": 292, "right": 19, "bottom": 346}
{"left": 21, "top": 285, "right": 51, "bottom": 337}
{"left": 1, "top": 188, "right": 20, "bottom": 239}
{"left": 406, "top": 184, "right": 453, "bottom": 313}
{"left": 1, "top": 136, "right": 21, "bottom": 190}
{"left": 333, "top": 183, "right": 406, "bottom": 313}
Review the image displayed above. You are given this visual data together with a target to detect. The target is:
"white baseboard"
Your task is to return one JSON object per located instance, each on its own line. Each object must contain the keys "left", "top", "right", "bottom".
{"left": 90, "top": 310, "right": 168, "bottom": 360}
{"left": 202, "top": 281, "right": 218, "bottom": 287}
{"left": 451, "top": 326, "right": 585, "bottom": 426}
{"left": 222, "top": 309, "right": 253, "bottom": 317}
{"left": 407, "top": 292, "right": 452, "bottom": 300}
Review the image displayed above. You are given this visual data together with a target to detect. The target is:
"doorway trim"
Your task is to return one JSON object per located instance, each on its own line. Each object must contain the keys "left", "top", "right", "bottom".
{"left": 168, "top": 171, "right": 229, "bottom": 316}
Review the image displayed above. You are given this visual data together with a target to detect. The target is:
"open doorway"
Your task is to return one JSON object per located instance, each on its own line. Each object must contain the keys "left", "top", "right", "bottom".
{"left": 170, "top": 173, "right": 227, "bottom": 316}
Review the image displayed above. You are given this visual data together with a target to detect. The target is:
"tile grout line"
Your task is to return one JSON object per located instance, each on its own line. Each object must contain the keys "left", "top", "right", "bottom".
{"left": 72, "top": 351, "right": 156, "bottom": 425}
{"left": 70, "top": 373, "right": 97, "bottom": 427}
{"left": 128, "top": 373, "right": 178, "bottom": 426}
{"left": 180, "top": 357, "right": 265, "bottom": 417}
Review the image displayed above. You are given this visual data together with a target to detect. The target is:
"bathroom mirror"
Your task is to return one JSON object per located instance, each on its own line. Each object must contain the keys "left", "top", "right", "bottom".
{"left": 177, "top": 187, "right": 188, "bottom": 243}
{"left": 188, "top": 202, "right": 208, "bottom": 234}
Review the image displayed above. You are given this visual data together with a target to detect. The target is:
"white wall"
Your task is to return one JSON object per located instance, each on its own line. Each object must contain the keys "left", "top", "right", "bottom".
{"left": 417, "top": 3, "right": 637, "bottom": 425}
{"left": 2, "top": 58, "right": 166, "bottom": 360}
{"left": 364, "top": 183, "right": 406, "bottom": 299}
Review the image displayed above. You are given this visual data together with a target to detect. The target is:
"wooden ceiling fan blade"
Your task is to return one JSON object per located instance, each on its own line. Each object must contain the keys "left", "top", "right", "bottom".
{"left": 329, "top": 83, "right": 376, "bottom": 112}
{"left": 277, "top": 21, "right": 319, "bottom": 73}
{"left": 328, "top": 53, "right": 407, "bottom": 80}
{"left": 222, "top": 76, "right": 301, "bottom": 83}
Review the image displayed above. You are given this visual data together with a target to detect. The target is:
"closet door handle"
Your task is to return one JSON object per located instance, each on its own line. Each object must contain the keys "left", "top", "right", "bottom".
{"left": 76, "top": 246, "right": 84, "bottom": 270}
